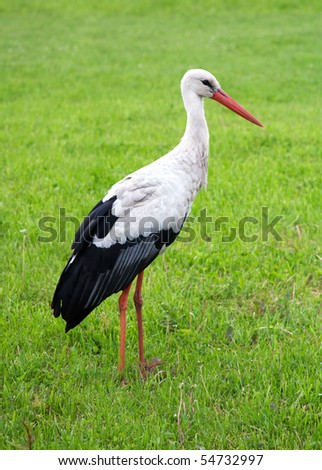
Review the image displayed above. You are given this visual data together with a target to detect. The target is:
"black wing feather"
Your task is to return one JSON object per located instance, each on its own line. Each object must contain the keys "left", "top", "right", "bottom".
{"left": 72, "top": 195, "right": 117, "bottom": 251}
{"left": 52, "top": 195, "right": 180, "bottom": 332}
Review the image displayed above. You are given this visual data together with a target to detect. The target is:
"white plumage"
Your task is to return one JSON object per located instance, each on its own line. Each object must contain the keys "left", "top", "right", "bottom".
{"left": 95, "top": 69, "right": 215, "bottom": 248}
{"left": 52, "top": 69, "right": 262, "bottom": 376}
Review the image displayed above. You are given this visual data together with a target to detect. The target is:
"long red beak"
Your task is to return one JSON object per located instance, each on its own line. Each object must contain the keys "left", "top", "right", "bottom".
{"left": 212, "top": 89, "right": 263, "bottom": 127}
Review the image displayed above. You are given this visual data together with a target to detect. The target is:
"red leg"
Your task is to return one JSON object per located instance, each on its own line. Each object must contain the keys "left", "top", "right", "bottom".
{"left": 134, "top": 271, "right": 146, "bottom": 376}
{"left": 118, "top": 283, "right": 132, "bottom": 373}
{"left": 134, "top": 271, "right": 162, "bottom": 378}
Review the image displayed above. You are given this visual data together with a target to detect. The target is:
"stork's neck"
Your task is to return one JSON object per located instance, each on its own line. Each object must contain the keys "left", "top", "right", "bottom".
{"left": 182, "top": 90, "right": 209, "bottom": 144}
{"left": 177, "top": 90, "right": 209, "bottom": 188}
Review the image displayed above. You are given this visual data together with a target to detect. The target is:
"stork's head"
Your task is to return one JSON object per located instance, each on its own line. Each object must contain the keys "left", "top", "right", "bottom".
{"left": 181, "top": 69, "right": 263, "bottom": 127}
{"left": 181, "top": 69, "right": 221, "bottom": 98}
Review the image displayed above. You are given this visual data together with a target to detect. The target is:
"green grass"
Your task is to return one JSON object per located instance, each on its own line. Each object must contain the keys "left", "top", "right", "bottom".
{"left": 1, "top": 0, "right": 322, "bottom": 450}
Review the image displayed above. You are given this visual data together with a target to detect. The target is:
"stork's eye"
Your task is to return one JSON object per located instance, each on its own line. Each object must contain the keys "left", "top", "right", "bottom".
{"left": 201, "top": 79, "right": 212, "bottom": 87}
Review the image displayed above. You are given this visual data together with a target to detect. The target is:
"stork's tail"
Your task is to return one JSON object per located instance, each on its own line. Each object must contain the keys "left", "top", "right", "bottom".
{"left": 51, "top": 251, "right": 102, "bottom": 332}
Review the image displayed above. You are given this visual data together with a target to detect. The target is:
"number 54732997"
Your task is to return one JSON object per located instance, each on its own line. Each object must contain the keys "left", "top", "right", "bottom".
{"left": 200, "top": 454, "right": 264, "bottom": 466}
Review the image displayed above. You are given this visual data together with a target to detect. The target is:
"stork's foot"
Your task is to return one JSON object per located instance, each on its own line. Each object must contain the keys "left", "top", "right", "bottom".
{"left": 118, "top": 374, "right": 130, "bottom": 386}
{"left": 145, "top": 357, "right": 163, "bottom": 371}
{"left": 138, "top": 357, "right": 163, "bottom": 379}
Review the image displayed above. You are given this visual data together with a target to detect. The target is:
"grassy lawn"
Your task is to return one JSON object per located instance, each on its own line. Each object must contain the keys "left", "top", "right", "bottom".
{"left": 1, "top": 0, "right": 322, "bottom": 450}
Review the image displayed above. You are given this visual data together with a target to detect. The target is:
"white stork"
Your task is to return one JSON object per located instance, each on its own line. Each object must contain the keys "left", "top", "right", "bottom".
{"left": 52, "top": 69, "right": 263, "bottom": 377}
